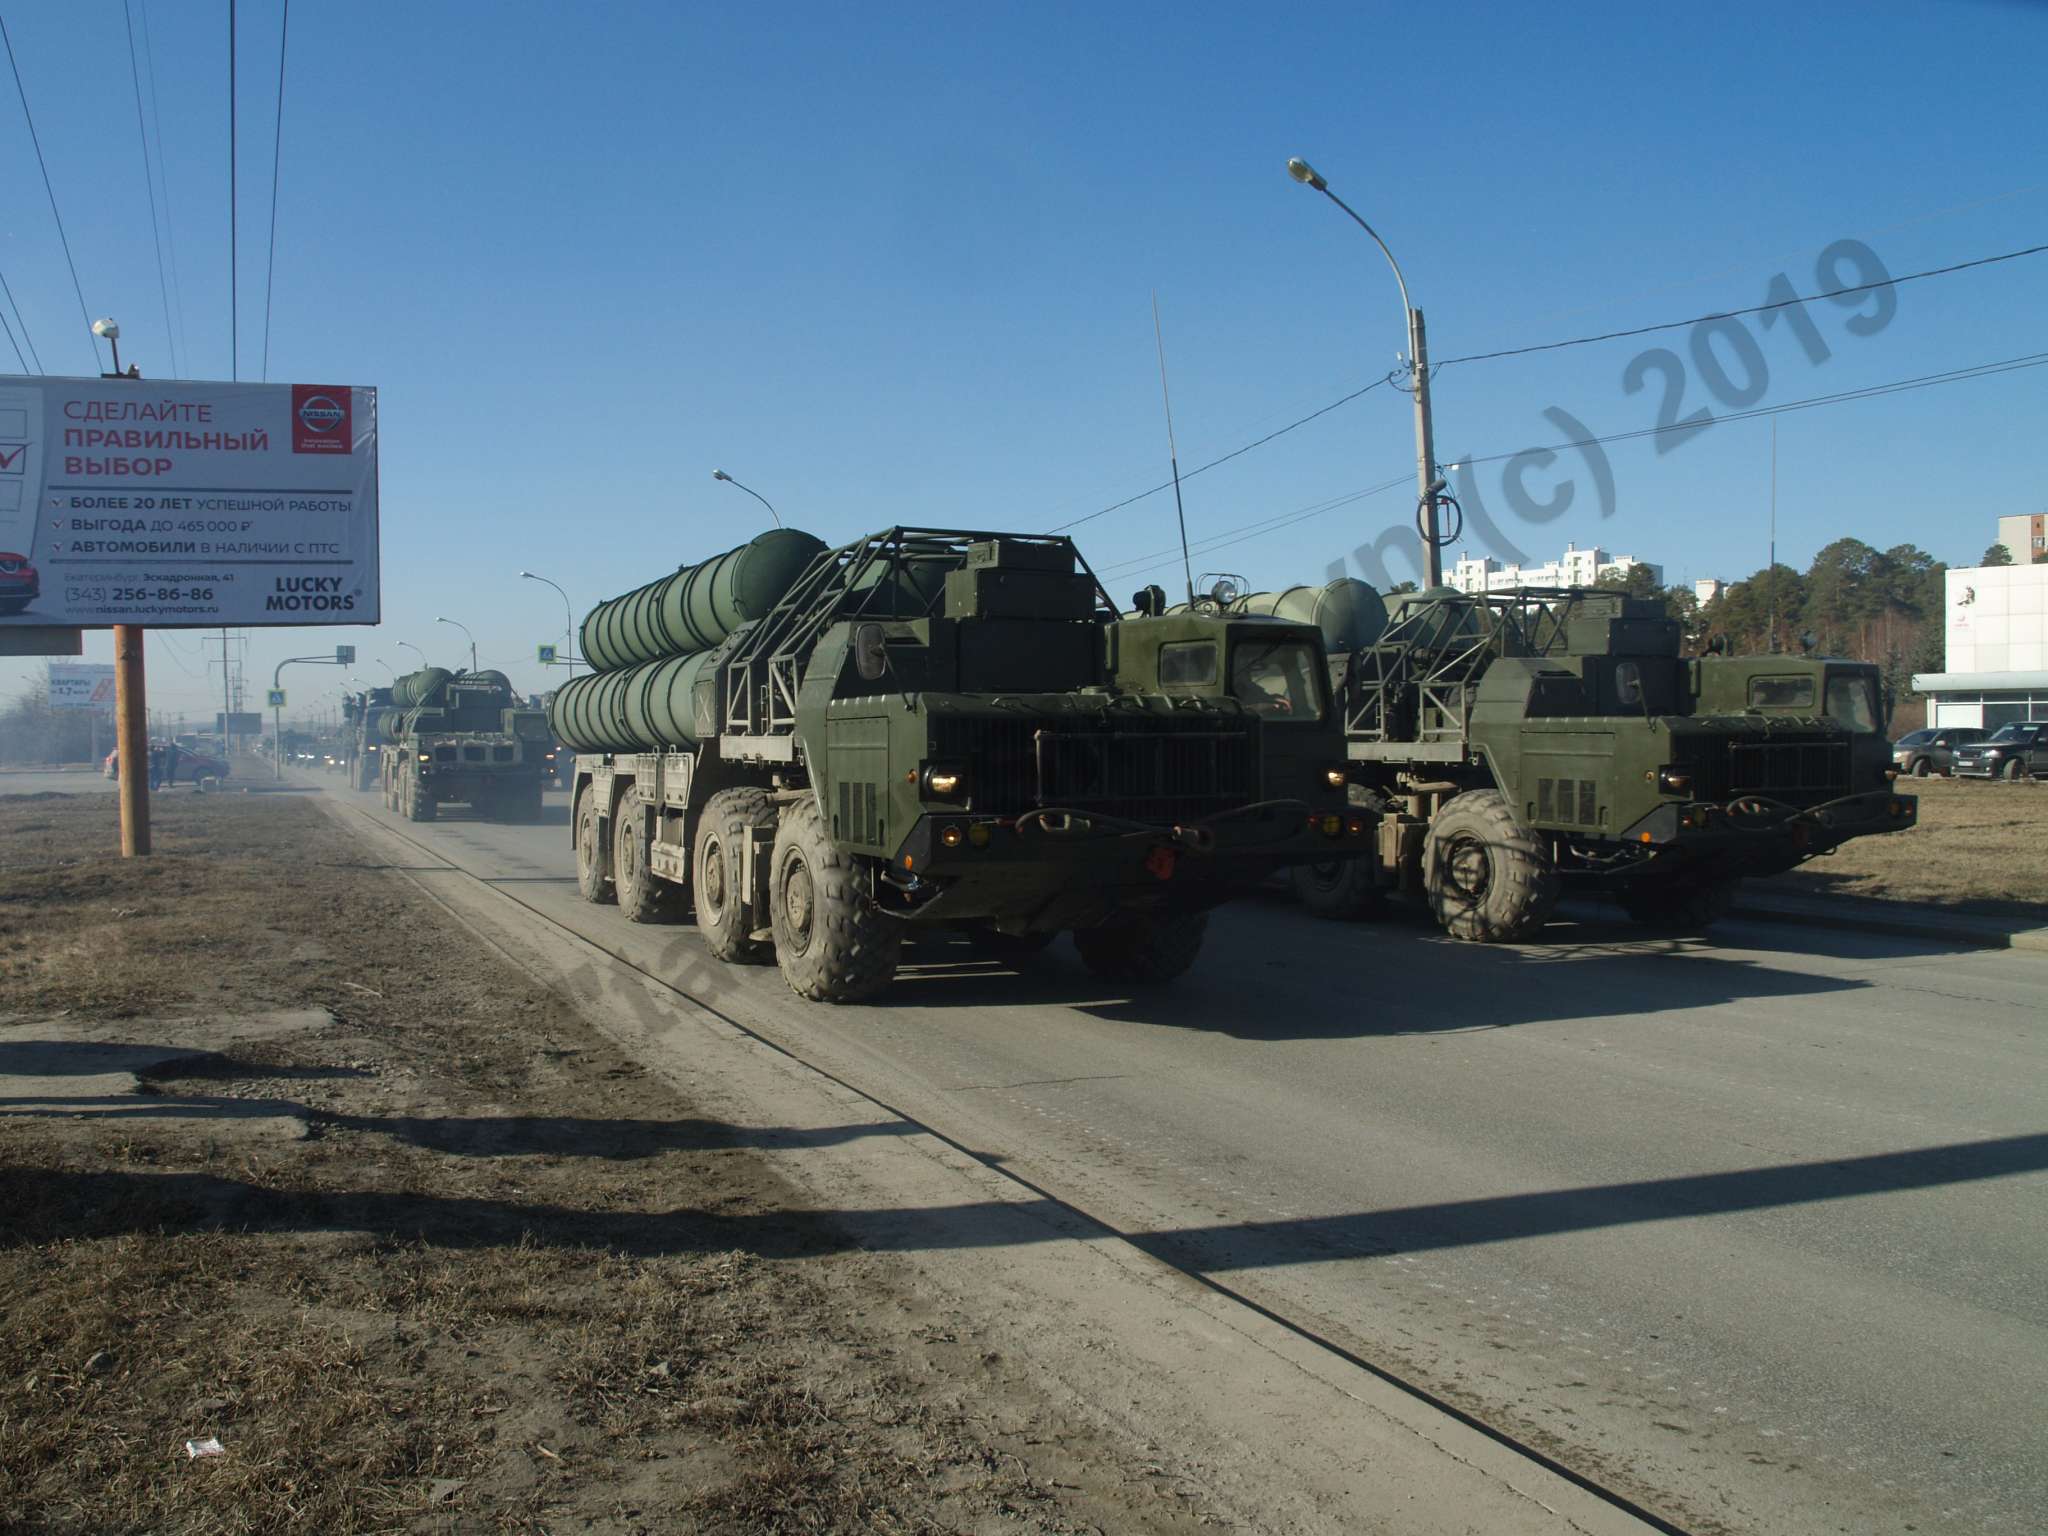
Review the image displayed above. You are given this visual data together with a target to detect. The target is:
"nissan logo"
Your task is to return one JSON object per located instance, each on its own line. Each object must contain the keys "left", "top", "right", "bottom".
{"left": 298, "top": 394, "right": 344, "bottom": 433}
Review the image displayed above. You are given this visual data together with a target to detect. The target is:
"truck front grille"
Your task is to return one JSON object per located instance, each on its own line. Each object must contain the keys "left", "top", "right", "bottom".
{"left": 1675, "top": 734, "right": 1850, "bottom": 804}
{"left": 931, "top": 714, "right": 1255, "bottom": 823}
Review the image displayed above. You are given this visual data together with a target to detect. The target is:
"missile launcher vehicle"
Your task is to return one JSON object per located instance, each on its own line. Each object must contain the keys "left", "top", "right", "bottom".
{"left": 344, "top": 686, "right": 396, "bottom": 792}
{"left": 378, "top": 668, "right": 551, "bottom": 822}
{"left": 1280, "top": 582, "right": 1915, "bottom": 938}
{"left": 557, "top": 527, "right": 1368, "bottom": 1003}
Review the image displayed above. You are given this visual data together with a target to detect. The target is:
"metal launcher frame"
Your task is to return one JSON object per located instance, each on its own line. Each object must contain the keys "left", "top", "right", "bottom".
{"left": 719, "top": 527, "right": 1118, "bottom": 740}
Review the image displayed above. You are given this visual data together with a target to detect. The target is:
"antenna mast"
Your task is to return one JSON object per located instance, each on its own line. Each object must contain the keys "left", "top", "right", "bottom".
{"left": 1768, "top": 420, "right": 1778, "bottom": 653}
{"left": 1151, "top": 293, "right": 1196, "bottom": 607}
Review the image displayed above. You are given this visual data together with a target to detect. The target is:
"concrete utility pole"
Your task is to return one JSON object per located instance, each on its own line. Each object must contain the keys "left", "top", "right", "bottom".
{"left": 1287, "top": 157, "right": 1447, "bottom": 588}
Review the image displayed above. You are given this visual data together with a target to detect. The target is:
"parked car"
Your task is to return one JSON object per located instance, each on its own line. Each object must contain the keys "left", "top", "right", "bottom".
{"left": 0, "top": 551, "right": 38, "bottom": 615}
{"left": 1952, "top": 723, "right": 2048, "bottom": 781}
{"left": 1891, "top": 726, "right": 1987, "bottom": 777}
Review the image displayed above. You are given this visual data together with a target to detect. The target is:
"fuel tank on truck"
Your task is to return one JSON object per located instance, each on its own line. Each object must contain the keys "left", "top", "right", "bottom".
{"left": 579, "top": 529, "right": 827, "bottom": 671}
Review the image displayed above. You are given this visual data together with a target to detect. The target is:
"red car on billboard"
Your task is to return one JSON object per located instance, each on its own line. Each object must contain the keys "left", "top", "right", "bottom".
{"left": 0, "top": 551, "right": 37, "bottom": 616}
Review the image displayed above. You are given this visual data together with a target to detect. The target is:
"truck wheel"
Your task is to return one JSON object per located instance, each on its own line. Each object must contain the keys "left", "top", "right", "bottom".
{"left": 575, "top": 784, "right": 614, "bottom": 904}
{"left": 768, "top": 795, "right": 901, "bottom": 1002}
{"left": 1619, "top": 876, "right": 1739, "bottom": 932}
{"left": 1422, "top": 790, "right": 1556, "bottom": 943}
{"left": 1072, "top": 911, "right": 1207, "bottom": 985}
{"left": 404, "top": 773, "right": 437, "bottom": 823}
{"left": 694, "top": 788, "right": 776, "bottom": 963}
{"left": 613, "top": 804, "right": 682, "bottom": 923}
{"left": 1290, "top": 858, "right": 1384, "bottom": 920}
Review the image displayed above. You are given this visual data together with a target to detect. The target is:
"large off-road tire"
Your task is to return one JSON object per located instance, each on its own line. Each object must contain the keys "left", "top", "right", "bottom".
{"left": 404, "top": 773, "right": 437, "bottom": 823}
{"left": 1290, "top": 857, "right": 1384, "bottom": 920}
{"left": 613, "top": 802, "right": 683, "bottom": 923}
{"left": 1422, "top": 789, "right": 1556, "bottom": 943}
{"left": 1071, "top": 911, "right": 1208, "bottom": 985}
{"left": 694, "top": 787, "right": 777, "bottom": 963}
{"left": 1619, "top": 875, "right": 1740, "bottom": 932}
{"left": 575, "top": 784, "right": 615, "bottom": 904}
{"left": 767, "top": 795, "right": 901, "bottom": 1002}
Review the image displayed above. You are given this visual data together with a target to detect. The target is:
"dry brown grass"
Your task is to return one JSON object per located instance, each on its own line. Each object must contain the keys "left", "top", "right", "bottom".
{"left": 0, "top": 793, "right": 1163, "bottom": 1535}
{"left": 1766, "top": 774, "right": 2048, "bottom": 919}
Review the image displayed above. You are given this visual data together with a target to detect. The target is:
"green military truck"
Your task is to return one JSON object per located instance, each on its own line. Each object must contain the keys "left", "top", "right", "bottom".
{"left": 379, "top": 667, "right": 550, "bottom": 823}
{"left": 557, "top": 526, "right": 1367, "bottom": 1002}
{"left": 1263, "top": 583, "right": 1915, "bottom": 939}
{"left": 344, "top": 686, "right": 396, "bottom": 793}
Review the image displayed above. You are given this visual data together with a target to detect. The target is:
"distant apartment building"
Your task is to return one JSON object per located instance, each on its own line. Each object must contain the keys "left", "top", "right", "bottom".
{"left": 1448, "top": 543, "right": 1663, "bottom": 595}
{"left": 1693, "top": 577, "right": 1725, "bottom": 605}
{"left": 1995, "top": 512, "right": 2046, "bottom": 564}
{"left": 1912, "top": 548, "right": 2048, "bottom": 731}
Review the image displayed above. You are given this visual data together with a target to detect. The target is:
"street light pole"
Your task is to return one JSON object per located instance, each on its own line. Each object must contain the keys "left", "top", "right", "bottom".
{"left": 435, "top": 617, "right": 477, "bottom": 673}
{"left": 396, "top": 641, "right": 425, "bottom": 670}
{"left": 1287, "top": 156, "right": 1446, "bottom": 588}
{"left": 711, "top": 469, "right": 782, "bottom": 528}
{"left": 519, "top": 570, "right": 577, "bottom": 675}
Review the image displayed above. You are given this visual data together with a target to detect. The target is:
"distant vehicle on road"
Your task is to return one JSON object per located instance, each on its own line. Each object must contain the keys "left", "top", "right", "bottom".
{"left": 103, "top": 743, "right": 229, "bottom": 785}
{"left": 0, "top": 551, "right": 38, "bottom": 615}
{"left": 1891, "top": 726, "right": 1986, "bottom": 777}
{"left": 1953, "top": 723, "right": 2047, "bottom": 781}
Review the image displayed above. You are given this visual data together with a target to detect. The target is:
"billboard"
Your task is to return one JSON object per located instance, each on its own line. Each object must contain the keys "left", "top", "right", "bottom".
{"left": 48, "top": 661, "right": 115, "bottom": 711}
{"left": 0, "top": 377, "right": 378, "bottom": 630}
{"left": 216, "top": 712, "right": 264, "bottom": 735}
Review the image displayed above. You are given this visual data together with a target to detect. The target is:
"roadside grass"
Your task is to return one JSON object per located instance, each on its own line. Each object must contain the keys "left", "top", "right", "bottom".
{"left": 0, "top": 793, "right": 1142, "bottom": 1535}
{"left": 1767, "top": 774, "right": 2048, "bottom": 919}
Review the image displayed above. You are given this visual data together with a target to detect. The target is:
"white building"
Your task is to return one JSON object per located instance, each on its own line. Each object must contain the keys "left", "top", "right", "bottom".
{"left": 1995, "top": 513, "right": 2045, "bottom": 565}
{"left": 1448, "top": 543, "right": 1663, "bottom": 596}
{"left": 1910, "top": 560, "right": 2048, "bottom": 730}
{"left": 1694, "top": 577, "right": 1725, "bottom": 605}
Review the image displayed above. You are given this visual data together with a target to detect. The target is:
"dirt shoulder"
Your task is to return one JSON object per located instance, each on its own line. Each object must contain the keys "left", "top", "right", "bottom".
{"left": 0, "top": 792, "right": 1199, "bottom": 1535}
{"left": 1760, "top": 774, "right": 2048, "bottom": 921}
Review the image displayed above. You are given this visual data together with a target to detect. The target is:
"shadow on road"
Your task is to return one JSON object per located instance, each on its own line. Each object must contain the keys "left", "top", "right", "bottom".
{"left": 9, "top": 1131, "right": 2042, "bottom": 1266}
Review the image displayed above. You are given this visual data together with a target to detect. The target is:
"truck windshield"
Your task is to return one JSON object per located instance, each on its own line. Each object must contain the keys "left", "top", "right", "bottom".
{"left": 1748, "top": 675, "right": 1815, "bottom": 709}
{"left": 1824, "top": 673, "right": 1880, "bottom": 733}
{"left": 1230, "top": 639, "right": 1324, "bottom": 720}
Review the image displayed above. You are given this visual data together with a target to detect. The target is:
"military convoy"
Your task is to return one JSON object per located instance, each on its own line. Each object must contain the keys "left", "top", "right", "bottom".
{"left": 1224, "top": 580, "right": 1917, "bottom": 939}
{"left": 376, "top": 667, "right": 551, "bottom": 822}
{"left": 555, "top": 528, "right": 1369, "bottom": 1002}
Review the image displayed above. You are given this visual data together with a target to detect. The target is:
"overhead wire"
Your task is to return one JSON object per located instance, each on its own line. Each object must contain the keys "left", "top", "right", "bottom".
{"left": 0, "top": 14, "right": 101, "bottom": 372}
{"left": 122, "top": 0, "right": 179, "bottom": 377}
{"left": 0, "top": 299, "right": 27, "bottom": 373}
{"left": 138, "top": 0, "right": 190, "bottom": 372}
{"left": 1094, "top": 348, "right": 2048, "bottom": 586}
{"left": 0, "top": 266, "right": 41, "bottom": 372}
{"left": 1056, "top": 238, "right": 2048, "bottom": 536}
{"left": 261, "top": 0, "right": 289, "bottom": 381}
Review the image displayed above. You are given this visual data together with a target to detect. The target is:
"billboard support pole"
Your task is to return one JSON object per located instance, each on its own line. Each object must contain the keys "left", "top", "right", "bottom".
{"left": 113, "top": 624, "right": 150, "bottom": 857}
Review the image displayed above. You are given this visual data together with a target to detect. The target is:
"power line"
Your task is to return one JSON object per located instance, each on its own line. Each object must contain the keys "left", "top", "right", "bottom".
{"left": 1434, "top": 242, "right": 2048, "bottom": 369}
{"left": 1096, "top": 349, "right": 2048, "bottom": 586}
{"left": 1055, "top": 236, "right": 2048, "bottom": 538}
{"left": 0, "top": 266, "right": 42, "bottom": 372}
{"left": 228, "top": 0, "right": 238, "bottom": 380}
{"left": 138, "top": 0, "right": 191, "bottom": 373}
{"left": 0, "top": 294, "right": 27, "bottom": 373}
{"left": 122, "top": 0, "right": 178, "bottom": 377}
{"left": 261, "top": 0, "right": 289, "bottom": 382}
{"left": 0, "top": 14, "right": 101, "bottom": 372}
{"left": 1050, "top": 378, "right": 1391, "bottom": 532}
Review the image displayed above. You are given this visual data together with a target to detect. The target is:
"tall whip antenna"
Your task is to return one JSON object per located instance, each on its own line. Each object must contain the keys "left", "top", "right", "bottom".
{"left": 1151, "top": 292, "right": 1196, "bottom": 606}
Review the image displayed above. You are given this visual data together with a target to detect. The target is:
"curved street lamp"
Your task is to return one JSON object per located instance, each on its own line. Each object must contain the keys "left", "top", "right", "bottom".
{"left": 1287, "top": 155, "right": 1446, "bottom": 587}
{"left": 395, "top": 640, "right": 425, "bottom": 668}
{"left": 435, "top": 616, "right": 478, "bottom": 674}
{"left": 519, "top": 570, "right": 577, "bottom": 675}
{"left": 711, "top": 469, "right": 782, "bottom": 528}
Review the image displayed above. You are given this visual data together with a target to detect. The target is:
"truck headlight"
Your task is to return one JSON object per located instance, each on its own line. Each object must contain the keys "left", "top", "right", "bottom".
{"left": 1655, "top": 767, "right": 1692, "bottom": 796}
{"left": 1325, "top": 768, "right": 1348, "bottom": 790}
{"left": 922, "top": 765, "right": 966, "bottom": 798}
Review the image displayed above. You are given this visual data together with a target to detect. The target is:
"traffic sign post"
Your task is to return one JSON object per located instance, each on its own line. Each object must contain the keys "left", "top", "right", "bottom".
{"left": 538, "top": 644, "right": 557, "bottom": 665}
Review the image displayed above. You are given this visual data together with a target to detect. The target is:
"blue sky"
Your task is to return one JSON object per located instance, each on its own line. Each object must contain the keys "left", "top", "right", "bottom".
{"left": 2, "top": 0, "right": 2044, "bottom": 723}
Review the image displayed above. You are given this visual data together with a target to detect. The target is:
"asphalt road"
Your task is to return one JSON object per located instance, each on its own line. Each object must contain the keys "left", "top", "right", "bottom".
{"left": 336, "top": 782, "right": 2048, "bottom": 1535}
